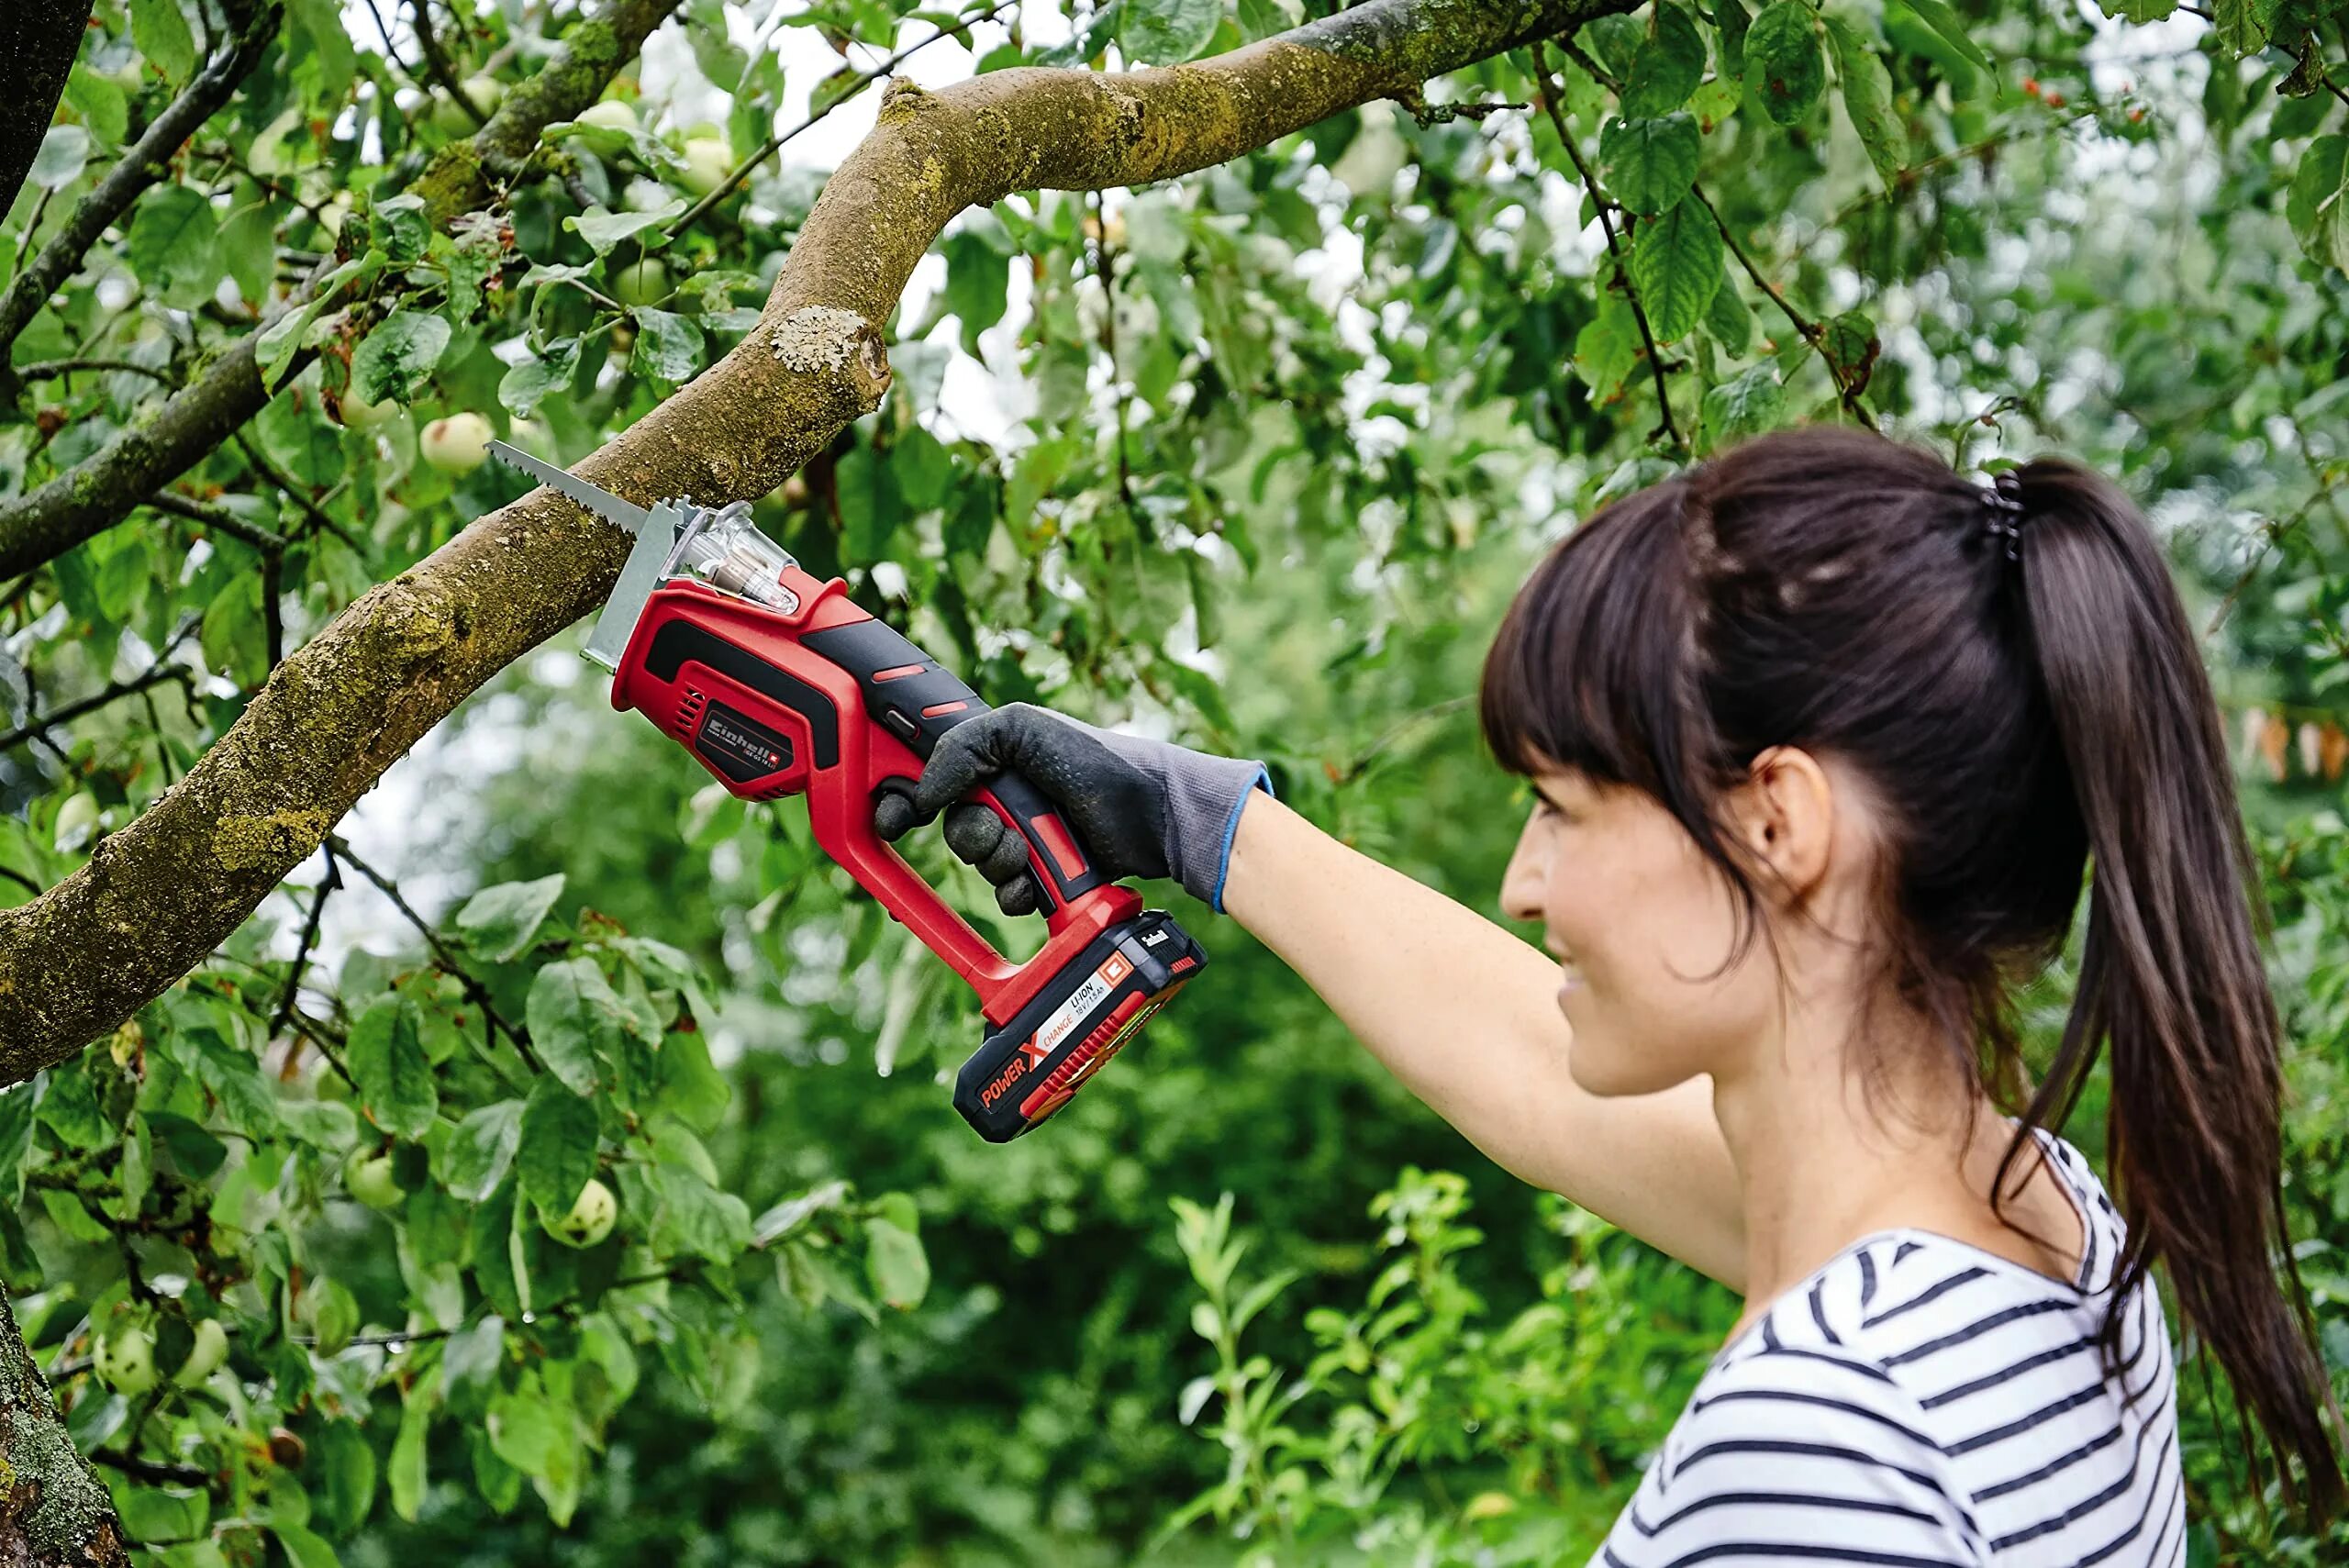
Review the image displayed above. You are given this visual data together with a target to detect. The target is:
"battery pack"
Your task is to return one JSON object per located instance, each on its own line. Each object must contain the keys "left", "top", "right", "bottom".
{"left": 952, "top": 910, "right": 1205, "bottom": 1141}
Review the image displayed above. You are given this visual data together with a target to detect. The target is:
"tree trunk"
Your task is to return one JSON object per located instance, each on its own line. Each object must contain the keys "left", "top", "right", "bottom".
{"left": 0, "top": 1284, "right": 128, "bottom": 1567}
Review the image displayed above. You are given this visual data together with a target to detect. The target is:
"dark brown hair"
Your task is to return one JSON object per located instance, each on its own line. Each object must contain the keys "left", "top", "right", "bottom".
{"left": 1479, "top": 421, "right": 2342, "bottom": 1515}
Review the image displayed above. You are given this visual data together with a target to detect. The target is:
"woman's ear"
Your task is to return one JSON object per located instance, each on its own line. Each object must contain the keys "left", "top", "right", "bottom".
{"left": 1725, "top": 745, "right": 1837, "bottom": 899}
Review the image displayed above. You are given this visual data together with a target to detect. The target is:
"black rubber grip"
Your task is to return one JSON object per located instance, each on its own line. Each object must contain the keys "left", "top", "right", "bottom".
{"left": 806, "top": 618, "right": 1109, "bottom": 912}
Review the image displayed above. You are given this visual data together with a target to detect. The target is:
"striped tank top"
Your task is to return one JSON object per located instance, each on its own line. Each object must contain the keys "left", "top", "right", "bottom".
{"left": 1596, "top": 1127, "right": 2182, "bottom": 1566}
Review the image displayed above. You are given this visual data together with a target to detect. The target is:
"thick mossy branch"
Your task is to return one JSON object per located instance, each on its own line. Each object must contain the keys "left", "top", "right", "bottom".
{"left": 0, "top": 0, "right": 686, "bottom": 581}
{"left": 0, "top": 0, "right": 1631, "bottom": 1073}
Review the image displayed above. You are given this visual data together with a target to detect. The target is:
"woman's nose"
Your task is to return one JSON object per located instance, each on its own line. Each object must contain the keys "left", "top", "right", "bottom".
{"left": 1498, "top": 816, "right": 1548, "bottom": 924}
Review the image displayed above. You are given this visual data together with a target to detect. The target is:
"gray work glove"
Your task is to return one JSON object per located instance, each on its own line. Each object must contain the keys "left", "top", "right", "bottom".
{"left": 872, "top": 703, "right": 1273, "bottom": 916}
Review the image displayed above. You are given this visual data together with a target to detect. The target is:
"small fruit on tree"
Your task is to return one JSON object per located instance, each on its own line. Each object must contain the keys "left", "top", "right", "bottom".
{"left": 679, "top": 138, "right": 732, "bottom": 197}
{"left": 577, "top": 99, "right": 638, "bottom": 132}
{"left": 95, "top": 1319, "right": 158, "bottom": 1396}
{"left": 612, "top": 259, "right": 669, "bottom": 307}
{"left": 544, "top": 1177, "right": 617, "bottom": 1248}
{"left": 339, "top": 385, "right": 401, "bottom": 429}
{"left": 344, "top": 1149, "right": 405, "bottom": 1211}
{"left": 421, "top": 412, "right": 494, "bottom": 474}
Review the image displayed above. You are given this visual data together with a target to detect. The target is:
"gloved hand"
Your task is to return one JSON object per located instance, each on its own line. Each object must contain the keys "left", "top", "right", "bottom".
{"left": 873, "top": 703, "right": 1273, "bottom": 917}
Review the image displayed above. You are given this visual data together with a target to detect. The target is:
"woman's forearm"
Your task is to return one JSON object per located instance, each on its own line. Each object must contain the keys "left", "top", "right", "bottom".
{"left": 1221, "top": 792, "right": 1746, "bottom": 1288}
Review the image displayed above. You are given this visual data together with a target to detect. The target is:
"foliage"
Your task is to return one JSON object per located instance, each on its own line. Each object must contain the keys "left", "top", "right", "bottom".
{"left": 5, "top": 0, "right": 2349, "bottom": 1563}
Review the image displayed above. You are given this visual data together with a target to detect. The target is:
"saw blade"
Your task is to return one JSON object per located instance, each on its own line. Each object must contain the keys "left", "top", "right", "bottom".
{"left": 484, "top": 439, "right": 651, "bottom": 536}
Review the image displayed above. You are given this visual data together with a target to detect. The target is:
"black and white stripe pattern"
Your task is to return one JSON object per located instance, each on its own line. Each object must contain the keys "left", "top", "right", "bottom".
{"left": 1596, "top": 1129, "right": 2181, "bottom": 1566}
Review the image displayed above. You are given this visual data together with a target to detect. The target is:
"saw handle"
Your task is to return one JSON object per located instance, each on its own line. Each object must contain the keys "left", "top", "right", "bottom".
{"left": 799, "top": 619, "right": 1113, "bottom": 917}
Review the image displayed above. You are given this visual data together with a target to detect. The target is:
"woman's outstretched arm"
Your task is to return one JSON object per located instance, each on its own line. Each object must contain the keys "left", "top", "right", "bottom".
{"left": 1222, "top": 792, "right": 1747, "bottom": 1288}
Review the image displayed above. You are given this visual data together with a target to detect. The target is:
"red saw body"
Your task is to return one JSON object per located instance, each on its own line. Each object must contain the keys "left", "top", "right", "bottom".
{"left": 607, "top": 558, "right": 1203, "bottom": 1142}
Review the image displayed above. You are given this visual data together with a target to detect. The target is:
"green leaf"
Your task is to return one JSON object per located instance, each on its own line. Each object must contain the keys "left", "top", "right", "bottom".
{"left": 1600, "top": 114, "right": 1702, "bottom": 216}
{"left": 1120, "top": 0, "right": 1220, "bottom": 64}
{"left": 183, "top": 1027, "right": 281, "bottom": 1138}
{"left": 1824, "top": 12, "right": 1906, "bottom": 192}
{"left": 388, "top": 1370, "right": 439, "bottom": 1522}
{"left": 1630, "top": 195, "right": 1725, "bottom": 341}
{"left": 126, "top": 185, "right": 221, "bottom": 307}
{"left": 2288, "top": 137, "right": 2349, "bottom": 274}
{"left": 64, "top": 66, "right": 128, "bottom": 146}
{"left": 518, "top": 1080, "right": 598, "bottom": 1216}
{"left": 145, "top": 1111, "right": 227, "bottom": 1178}
{"left": 1620, "top": 2, "right": 1707, "bottom": 118}
{"left": 1889, "top": 0, "right": 1989, "bottom": 72}
{"left": 217, "top": 201, "right": 278, "bottom": 308}
{"left": 350, "top": 311, "right": 453, "bottom": 404}
{"left": 29, "top": 128, "right": 91, "bottom": 192}
{"left": 1573, "top": 286, "right": 1640, "bottom": 402}
{"left": 564, "top": 202, "right": 686, "bottom": 256}
{"left": 498, "top": 340, "right": 584, "bottom": 418}
{"left": 370, "top": 194, "right": 432, "bottom": 266}
{"left": 132, "top": 0, "right": 198, "bottom": 83}
{"left": 525, "top": 959, "right": 624, "bottom": 1095}
{"left": 487, "top": 1385, "right": 563, "bottom": 1479}
{"left": 347, "top": 998, "right": 438, "bottom": 1140}
{"left": 630, "top": 309, "right": 706, "bottom": 384}
{"left": 1821, "top": 308, "right": 1880, "bottom": 393}
{"left": 0, "top": 1083, "right": 40, "bottom": 1205}
{"left": 1744, "top": 1, "right": 1826, "bottom": 127}
{"left": 1235, "top": 0, "right": 1302, "bottom": 40}
{"left": 439, "top": 1099, "right": 524, "bottom": 1201}
{"left": 315, "top": 1421, "right": 377, "bottom": 1535}
{"left": 941, "top": 228, "right": 1011, "bottom": 354}
{"left": 865, "top": 1217, "right": 930, "bottom": 1309}
{"left": 39, "top": 1186, "right": 112, "bottom": 1242}
{"left": 35, "top": 1063, "right": 106, "bottom": 1148}
{"left": 651, "top": 1164, "right": 751, "bottom": 1262}
{"left": 452, "top": 874, "right": 566, "bottom": 963}
{"left": 2210, "top": 0, "right": 2264, "bottom": 56}
{"left": 1703, "top": 361, "right": 1785, "bottom": 442}
{"left": 2095, "top": 0, "right": 2176, "bottom": 19}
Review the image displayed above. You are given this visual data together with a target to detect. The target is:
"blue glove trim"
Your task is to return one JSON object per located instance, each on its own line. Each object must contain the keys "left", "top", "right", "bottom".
{"left": 1208, "top": 764, "right": 1275, "bottom": 915}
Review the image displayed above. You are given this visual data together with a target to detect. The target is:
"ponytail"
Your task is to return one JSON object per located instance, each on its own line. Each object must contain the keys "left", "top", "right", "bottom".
{"left": 2005, "top": 458, "right": 2344, "bottom": 1515}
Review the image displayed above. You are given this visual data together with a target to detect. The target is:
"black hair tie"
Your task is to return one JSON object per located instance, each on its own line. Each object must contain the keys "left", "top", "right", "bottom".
{"left": 1980, "top": 470, "right": 2029, "bottom": 562}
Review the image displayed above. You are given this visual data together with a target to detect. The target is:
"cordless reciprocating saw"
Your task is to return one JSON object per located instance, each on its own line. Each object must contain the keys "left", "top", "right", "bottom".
{"left": 484, "top": 440, "right": 1204, "bottom": 1141}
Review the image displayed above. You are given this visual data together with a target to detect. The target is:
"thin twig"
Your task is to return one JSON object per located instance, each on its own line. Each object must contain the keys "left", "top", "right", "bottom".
{"left": 0, "top": 619, "right": 200, "bottom": 756}
{"left": 409, "top": 0, "right": 491, "bottom": 128}
{"left": 233, "top": 435, "right": 362, "bottom": 549}
{"left": 1688, "top": 183, "right": 1847, "bottom": 401}
{"left": 16, "top": 359, "right": 178, "bottom": 385}
{"left": 271, "top": 844, "right": 340, "bottom": 1067}
{"left": 1531, "top": 42, "right": 1683, "bottom": 456}
{"left": 328, "top": 836, "right": 543, "bottom": 1073}
{"left": 146, "top": 491, "right": 291, "bottom": 555}
{"left": 665, "top": 0, "right": 1019, "bottom": 240}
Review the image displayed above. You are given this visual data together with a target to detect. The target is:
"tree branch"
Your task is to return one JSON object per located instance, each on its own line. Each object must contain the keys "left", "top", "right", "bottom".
{"left": 0, "top": 0, "right": 1641, "bottom": 1076}
{"left": 0, "top": 5, "right": 284, "bottom": 361}
{"left": 0, "top": 0, "right": 685, "bottom": 584}
{"left": 0, "top": 632, "right": 197, "bottom": 759}
{"left": 410, "top": 0, "right": 491, "bottom": 129}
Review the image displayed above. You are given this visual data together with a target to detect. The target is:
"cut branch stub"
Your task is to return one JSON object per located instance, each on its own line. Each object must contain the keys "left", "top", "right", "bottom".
{"left": 0, "top": 0, "right": 1633, "bottom": 1075}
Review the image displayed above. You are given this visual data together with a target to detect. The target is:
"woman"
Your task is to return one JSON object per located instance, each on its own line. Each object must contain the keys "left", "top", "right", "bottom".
{"left": 874, "top": 424, "right": 2343, "bottom": 1560}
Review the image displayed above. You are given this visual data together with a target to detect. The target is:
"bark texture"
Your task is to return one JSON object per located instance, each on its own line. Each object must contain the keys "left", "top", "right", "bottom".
{"left": 0, "top": 0, "right": 95, "bottom": 228}
{"left": 0, "top": 1284, "right": 128, "bottom": 1567}
{"left": 0, "top": 0, "right": 1628, "bottom": 1074}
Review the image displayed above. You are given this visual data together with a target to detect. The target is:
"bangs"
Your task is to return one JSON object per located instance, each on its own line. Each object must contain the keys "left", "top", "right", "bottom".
{"left": 1478, "top": 479, "right": 1703, "bottom": 799}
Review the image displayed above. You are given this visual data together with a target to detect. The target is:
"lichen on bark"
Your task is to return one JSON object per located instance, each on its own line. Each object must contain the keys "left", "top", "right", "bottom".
{"left": 0, "top": 1284, "right": 129, "bottom": 1565}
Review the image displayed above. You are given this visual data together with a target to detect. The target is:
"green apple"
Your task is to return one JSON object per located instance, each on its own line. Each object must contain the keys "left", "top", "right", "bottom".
{"left": 611, "top": 259, "right": 669, "bottom": 307}
{"left": 577, "top": 99, "right": 638, "bottom": 133}
{"left": 338, "top": 385, "right": 401, "bottom": 429}
{"left": 175, "top": 1318, "right": 229, "bottom": 1387}
{"left": 544, "top": 1177, "right": 617, "bottom": 1248}
{"left": 344, "top": 1149, "right": 405, "bottom": 1211}
{"left": 95, "top": 1321, "right": 157, "bottom": 1397}
{"left": 420, "top": 412, "right": 494, "bottom": 474}
{"left": 678, "top": 138, "right": 732, "bottom": 197}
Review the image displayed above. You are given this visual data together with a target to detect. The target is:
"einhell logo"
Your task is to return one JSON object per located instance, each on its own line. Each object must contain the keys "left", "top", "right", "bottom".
{"left": 980, "top": 1038, "right": 1053, "bottom": 1107}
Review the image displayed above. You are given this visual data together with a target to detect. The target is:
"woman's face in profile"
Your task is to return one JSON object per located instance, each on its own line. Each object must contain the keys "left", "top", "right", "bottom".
{"left": 1499, "top": 765, "right": 1780, "bottom": 1098}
